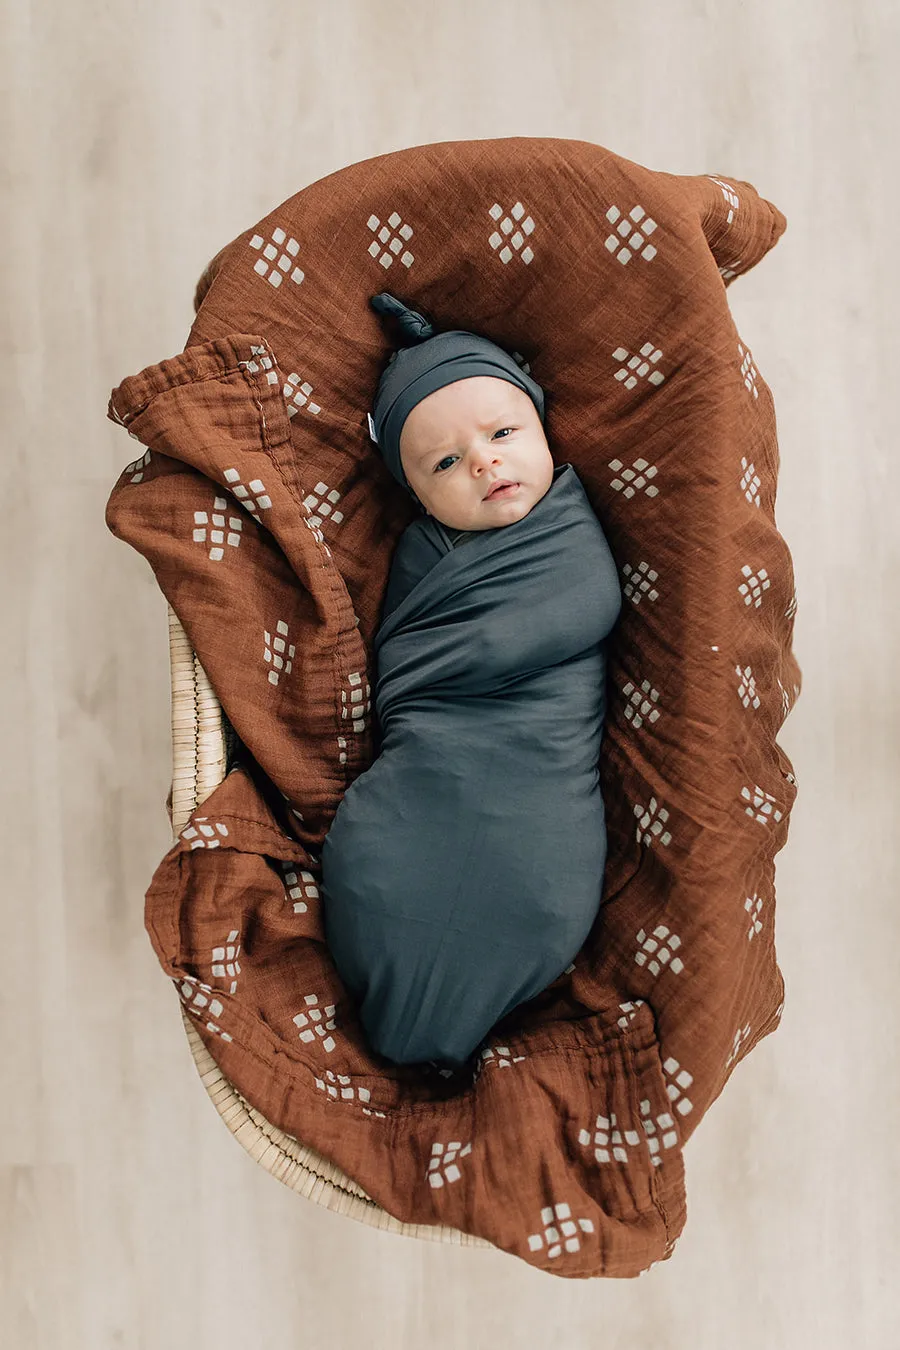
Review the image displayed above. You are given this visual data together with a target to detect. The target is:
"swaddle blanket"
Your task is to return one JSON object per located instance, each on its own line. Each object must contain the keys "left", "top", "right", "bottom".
{"left": 105, "top": 136, "right": 802, "bottom": 1279}
{"left": 321, "top": 463, "right": 623, "bottom": 1067}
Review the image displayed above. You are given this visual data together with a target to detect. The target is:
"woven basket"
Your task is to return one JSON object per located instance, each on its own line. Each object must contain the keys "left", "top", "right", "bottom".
{"left": 166, "top": 603, "right": 493, "bottom": 1247}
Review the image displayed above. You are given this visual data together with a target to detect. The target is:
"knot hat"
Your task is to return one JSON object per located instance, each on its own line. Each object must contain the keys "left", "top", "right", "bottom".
{"left": 368, "top": 292, "right": 546, "bottom": 501}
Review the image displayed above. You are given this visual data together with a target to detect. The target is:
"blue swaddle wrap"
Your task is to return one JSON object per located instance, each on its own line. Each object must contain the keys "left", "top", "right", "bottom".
{"left": 320, "top": 462, "right": 623, "bottom": 1068}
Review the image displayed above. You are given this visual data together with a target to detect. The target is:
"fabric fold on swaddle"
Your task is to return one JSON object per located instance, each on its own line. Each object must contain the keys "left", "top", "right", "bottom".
{"left": 320, "top": 463, "right": 623, "bottom": 1067}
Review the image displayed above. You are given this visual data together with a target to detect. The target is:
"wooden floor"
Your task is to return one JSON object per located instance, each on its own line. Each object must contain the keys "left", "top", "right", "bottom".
{"left": 4, "top": 1, "right": 898, "bottom": 1345}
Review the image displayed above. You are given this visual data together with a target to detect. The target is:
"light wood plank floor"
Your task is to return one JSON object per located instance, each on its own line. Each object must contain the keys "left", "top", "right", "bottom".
{"left": 3, "top": 1, "right": 898, "bottom": 1346}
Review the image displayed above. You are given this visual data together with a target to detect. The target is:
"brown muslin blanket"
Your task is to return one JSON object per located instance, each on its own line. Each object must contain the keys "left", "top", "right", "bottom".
{"left": 105, "top": 137, "right": 801, "bottom": 1279}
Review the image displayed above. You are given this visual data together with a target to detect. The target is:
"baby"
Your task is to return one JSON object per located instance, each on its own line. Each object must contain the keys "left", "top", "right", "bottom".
{"left": 319, "top": 292, "right": 622, "bottom": 1070}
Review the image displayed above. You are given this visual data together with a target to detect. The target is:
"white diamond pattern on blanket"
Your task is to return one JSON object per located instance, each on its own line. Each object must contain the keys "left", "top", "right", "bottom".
{"left": 123, "top": 448, "right": 151, "bottom": 483}
{"left": 283, "top": 372, "right": 322, "bottom": 418}
{"left": 777, "top": 677, "right": 793, "bottom": 724}
{"left": 617, "top": 999, "right": 647, "bottom": 1030}
{"left": 611, "top": 343, "right": 666, "bottom": 392}
{"left": 293, "top": 994, "right": 337, "bottom": 1052}
{"left": 488, "top": 200, "right": 535, "bottom": 265}
{"left": 707, "top": 174, "right": 741, "bottom": 225}
{"left": 211, "top": 930, "right": 241, "bottom": 994}
{"left": 239, "top": 343, "right": 280, "bottom": 387}
{"left": 180, "top": 818, "right": 229, "bottom": 849}
{"left": 175, "top": 976, "right": 233, "bottom": 1042}
{"left": 608, "top": 455, "right": 660, "bottom": 499}
{"left": 527, "top": 1202, "right": 596, "bottom": 1258}
{"left": 785, "top": 589, "right": 798, "bottom": 622}
{"left": 662, "top": 1056, "right": 694, "bottom": 1115}
{"left": 426, "top": 1139, "right": 474, "bottom": 1189}
{"left": 367, "top": 211, "right": 414, "bottom": 270}
{"left": 264, "top": 620, "right": 295, "bottom": 686}
{"left": 741, "top": 456, "right": 762, "bottom": 507}
{"left": 604, "top": 203, "right": 659, "bottom": 265}
{"left": 222, "top": 467, "right": 272, "bottom": 513}
{"left": 621, "top": 561, "right": 659, "bottom": 605}
{"left": 302, "top": 480, "right": 345, "bottom": 528}
{"left": 725, "top": 1023, "right": 753, "bottom": 1070}
{"left": 736, "top": 665, "right": 761, "bottom": 710}
{"left": 281, "top": 863, "right": 319, "bottom": 914}
{"left": 640, "top": 1099, "right": 679, "bottom": 1167}
{"left": 479, "top": 1044, "right": 527, "bottom": 1069}
{"left": 248, "top": 227, "right": 305, "bottom": 288}
{"left": 301, "top": 509, "right": 334, "bottom": 560}
{"left": 738, "top": 563, "right": 771, "bottom": 608}
{"left": 738, "top": 341, "right": 760, "bottom": 399}
{"left": 745, "top": 889, "right": 764, "bottom": 940}
{"left": 635, "top": 924, "right": 684, "bottom": 976}
{"left": 193, "top": 496, "right": 243, "bottom": 562}
{"left": 741, "top": 784, "right": 784, "bottom": 826}
{"left": 633, "top": 797, "right": 673, "bottom": 849}
{"left": 622, "top": 678, "right": 661, "bottom": 730}
{"left": 312, "top": 1067, "right": 373, "bottom": 1104}
{"left": 578, "top": 1111, "right": 642, "bottom": 1165}
{"left": 706, "top": 175, "right": 743, "bottom": 279}
{"left": 341, "top": 670, "right": 370, "bottom": 733}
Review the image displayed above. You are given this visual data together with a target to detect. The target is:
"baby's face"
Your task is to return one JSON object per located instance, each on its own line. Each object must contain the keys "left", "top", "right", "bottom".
{"left": 399, "top": 376, "right": 555, "bottom": 532}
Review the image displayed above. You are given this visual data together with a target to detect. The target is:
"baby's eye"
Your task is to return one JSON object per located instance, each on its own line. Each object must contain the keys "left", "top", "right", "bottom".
{"left": 433, "top": 428, "right": 514, "bottom": 473}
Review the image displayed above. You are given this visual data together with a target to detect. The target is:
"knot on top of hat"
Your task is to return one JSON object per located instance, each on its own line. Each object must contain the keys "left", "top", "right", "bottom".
{"left": 370, "top": 292, "right": 436, "bottom": 345}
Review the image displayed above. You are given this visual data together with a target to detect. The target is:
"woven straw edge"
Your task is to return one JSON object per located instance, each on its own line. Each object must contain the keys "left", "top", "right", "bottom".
{"left": 167, "top": 603, "right": 493, "bottom": 1249}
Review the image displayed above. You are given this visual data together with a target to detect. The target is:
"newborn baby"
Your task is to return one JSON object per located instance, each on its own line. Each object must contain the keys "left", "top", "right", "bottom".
{"left": 319, "top": 293, "right": 622, "bottom": 1069}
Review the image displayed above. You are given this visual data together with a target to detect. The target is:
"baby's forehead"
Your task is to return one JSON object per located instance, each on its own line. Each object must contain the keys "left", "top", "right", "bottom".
{"left": 447, "top": 377, "right": 522, "bottom": 412}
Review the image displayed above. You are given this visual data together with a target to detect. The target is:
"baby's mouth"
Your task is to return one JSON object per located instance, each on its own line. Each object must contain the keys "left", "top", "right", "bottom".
{"left": 484, "top": 481, "right": 520, "bottom": 500}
